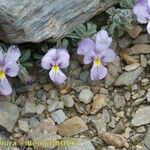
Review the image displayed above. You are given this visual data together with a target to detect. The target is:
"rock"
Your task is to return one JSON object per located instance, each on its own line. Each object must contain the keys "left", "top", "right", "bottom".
{"left": 0, "top": 102, "right": 19, "bottom": 132}
{"left": 127, "top": 25, "right": 142, "bottom": 38}
{"left": 51, "top": 109, "right": 68, "bottom": 124}
{"left": 118, "top": 37, "right": 131, "bottom": 48}
{"left": 133, "top": 34, "right": 150, "bottom": 44}
{"left": 140, "top": 55, "right": 147, "bottom": 67}
{"left": 119, "top": 52, "right": 138, "bottom": 65}
{"left": 80, "top": 70, "right": 90, "bottom": 82}
{"left": 127, "top": 44, "right": 150, "bottom": 55}
{"left": 43, "top": 83, "right": 54, "bottom": 92}
{"left": 131, "top": 106, "right": 150, "bottom": 126}
{"left": 0, "top": 0, "right": 119, "bottom": 43}
{"left": 47, "top": 100, "right": 64, "bottom": 112}
{"left": 35, "top": 104, "right": 45, "bottom": 115}
{"left": 147, "top": 88, "right": 150, "bottom": 102}
{"left": 115, "top": 67, "right": 144, "bottom": 86}
{"left": 78, "top": 89, "right": 93, "bottom": 104}
{"left": 112, "top": 119, "right": 126, "bottom": 134}
{"left": 56, "top": 138, "right": 95, "bottom": 150}
{"left": 103, "top": 109, "right": 110, "bottom": 123}
{"left": 60, "top": 95, "right": 74, "bottom": 108}
{"left": 21, "top": 101, "right": 36, "bottom": 117}
{"left": 36, "top": 90, "right": 47, "bottom": 101}
{"left": 105, "top": 72, "right": 116, "bottom": 88}
{"left": 113, "top": 94, "right": 125, "bottom": 109}
{"left": 29, "top": 117, "right": 40, "bottom": 128}
{"left": 91, "top": 115, "right": 106, "bottom": 135}
{"left": 143, "top": 126, "right": 150, "bottom": 149}
{"left": 125, "top": 91, "right": 131, "bottom": 101}
{"left": 101, "top": 132, "right": 129, "bottom": 148}
{"left": 58, "top": 116, "right": 88, "bottom": 136}
{"left": 90, "top": 94, "right": 108, "bottom": 115}
{"left": 28, "top": 118, "right": 60, "bottom": 149}
{"left": 18, "top": 119, "right": 29, "bottom": 133}
{"left": 124, "top": 63, "right": 141, "bottom": 72}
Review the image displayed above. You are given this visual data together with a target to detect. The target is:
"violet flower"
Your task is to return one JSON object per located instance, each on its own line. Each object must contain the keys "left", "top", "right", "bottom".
{"left": 77, "top": 30, "right": 116, "bottom": 80}
{"left": 0, "top": 45, "right": 21, "bottom": 95}
{"left": 41, "top": 48, "right": 70, "bottom": 84}
{"left": 133, "top": 0, "right": 150, "bottom": 33}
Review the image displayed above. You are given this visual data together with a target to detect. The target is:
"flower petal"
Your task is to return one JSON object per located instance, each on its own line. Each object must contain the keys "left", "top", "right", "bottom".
{"left": 91, "top": 64, "right": 107, "bottom": 80}
{"left": 0, "top": 48, "right": 4, "bottom": 64}
{"left": 4, "top": 61, "right": 19, "bottom": 77}
{"left": 49, "top": 69, "right": 66, "bottom": 84}
{"left": 41, "top": 49, "right": 57, "bottom": 70}
{"left": 95, "top": 30, "right": 112, "bottom": 52}
{"left": 100, "top": 48, "right": 116, "bottom": 63}
{"left": 56, "top": 48, "right": 70, "bottom": 68}
{"left": 83, "top": 50, "right": 96, "bottom": 64}
{"left": 77, "top": 38, "right": 95, "bottom": 55}
{"left": 5, "top": 45, "right": 21, "bottom": 63}
{"left": 147, "top": 21, "right": 150, "bottom": 34}
{"left": 133, "top": 0, "right": 150, "bottom": 24}
{"left": 0, "top": 77, "right": 12, "bottom": 95}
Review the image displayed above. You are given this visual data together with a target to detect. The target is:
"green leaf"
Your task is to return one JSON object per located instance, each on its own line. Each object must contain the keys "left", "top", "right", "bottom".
{"left": 19, "top": 49, "right": 31, "bottom": 62}
{"left": 62, "top": 39, "right": 69, "bottom": 48}
{"left": 33, "top": 53, "right": 42, "bottom": 60}
{"left": 120, "top": 0, "right": 136, "bottom": 9}
{"left": 21, "top": 62, "right": 33, "bottom": 68}
{"left": 87, "top": 23, "right": 97, "bottom": 37}
{"left": 74, "top": 24, "right": 87, "bottom": 38}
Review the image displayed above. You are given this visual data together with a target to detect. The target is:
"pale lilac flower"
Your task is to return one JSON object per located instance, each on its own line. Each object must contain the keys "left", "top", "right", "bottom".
{"left": 133, "top": 0, "right": 150, "bottom": 33}
{"left": 0, "top": 45, "right": 21, "bottom": 95}
{"left": 77, "top": 30, "right": 116, "bottom": 80}
{"left": 41, "top": 48, "right": 70, "bottom": 84}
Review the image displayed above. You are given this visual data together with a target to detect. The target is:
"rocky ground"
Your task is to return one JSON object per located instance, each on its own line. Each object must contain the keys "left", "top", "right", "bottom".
{"left": 0, "top": 25, "right": 150, "bottom": 150}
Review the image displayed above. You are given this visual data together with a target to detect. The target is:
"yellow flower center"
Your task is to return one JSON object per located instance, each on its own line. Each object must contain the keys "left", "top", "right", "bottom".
{"left": 0, "top": 71, "right": 5, "bottom": 79}
{"left": 52, "top": 65, "right": 59, "bottom": 72}
{"left": 94, "top": 58, "right": 101, "bottom": 66}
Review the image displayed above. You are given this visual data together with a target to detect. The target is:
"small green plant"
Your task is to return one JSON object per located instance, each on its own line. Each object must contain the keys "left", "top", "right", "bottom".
{"left": 120, "top": 0, "right": 136, "bottom": 9}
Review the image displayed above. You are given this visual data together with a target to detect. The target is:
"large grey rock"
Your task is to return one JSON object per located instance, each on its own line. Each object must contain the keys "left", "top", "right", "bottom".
{"left": 0, "top": 0, "right": 119, "bottom": 43}
{"left": 0, "top": 102, "right": 19, "bottom": 132}
{"left": 115, "top": 67, "right": 144, "bottom": 86}
{"left": 131, "top": 106, "right": 150, "bottom": 126}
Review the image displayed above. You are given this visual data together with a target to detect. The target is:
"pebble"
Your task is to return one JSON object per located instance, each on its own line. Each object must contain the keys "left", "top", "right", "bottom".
{"left": 124, "top": 63, "right": 140, "bottom": 72}
{"left": 143, "top": 126, "right": 150, "bottom": 149}
{"left": 125, "top": 91, "right": 131, "bottom": 101}
{"left": 136, "top": 126, "right": 146, "bottom": 133}
{"left": 115, "top": 67, "right": 144, "bottom": 86}
{"left": 28, "top": 118, "right": 60, "bottom": 149}
{"left": 127, "top": 25, "right": 142, "bottom": 38}
{"left": 47, "top": 100, "right": 64, "bottom": 112}
{"left": 113, "top": 94, "right": 125, "bottom": 110}
{"left": 29, "top": 117, "right": 40, "bottom": 128}
{"left": 57, "top": 116, "right": 88, "bottom": 136}
{"left": 78, "top": 89, "right": 93, "bottom": 104}
{"left": 103, "top": 109, "right": 110, "bottom": 123}
{"left": 51, "top": 109, "right": 68, "bottom": 124}
{"left": 140, "top": 55, "right": 147, "bottom": 67}
{"left": 118, "top": 36, "right": 131, "bottom": 48}
{"left": 21, "top": 101, "right": 36, "bottom": 117}
{"left": 36, "top": 90, "right": 47, "bottom": 101}
{"left": 18, "top": 119, "right": 29, "bottom": 133}
{"left": 131, "top": 106, "right": 150, "bottom": 126}
{"left": 147, "top": 88, "right": 150, "bottom": 102}
{"left": 133, "top": 34, "right": 150, "bottom": 44}
{"left": 49, "top": 90, "right": 59, "bottom": 100}
{"left": 35, "top": 104, "right": 45, "bottom": 115}
{"left": 91, "top": 115, "right": 106, "bottom": 135}
{"left": 90, "top": 94, "right": 108, "bottom": 115}
{"left": 127, "top": 44, "right": 150, "bottom": 55}
{"left": 0, "top": 102, "right": 19, "bottom": 132}
{"left": 60, "top": 94, "right": 74, "bottom": 108}
{"left": 101, "top": 132, "right": 129, "bottom": 148}
{"left": 56, "top": 138, "right": 95, "bottom": 150}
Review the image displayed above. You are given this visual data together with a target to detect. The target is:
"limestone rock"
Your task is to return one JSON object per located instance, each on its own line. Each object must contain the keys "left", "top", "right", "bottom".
{"left": 0, "top": 0, "right": 119, "bottom": 43}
